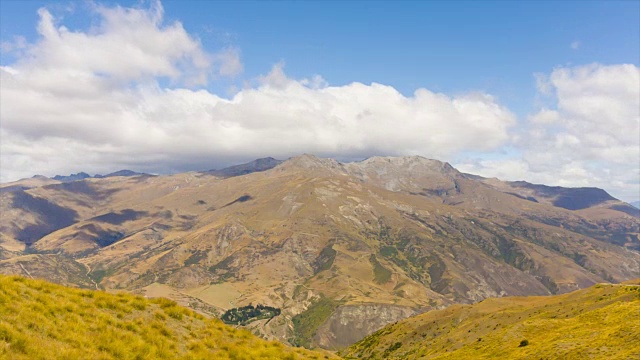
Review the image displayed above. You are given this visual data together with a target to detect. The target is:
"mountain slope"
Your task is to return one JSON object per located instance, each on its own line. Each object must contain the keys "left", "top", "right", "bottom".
{"left": 0, "top": 275, "right": 336, "bottom": 360}
{"left": 342, "top": 280, "right": 640, "bottom": 359}
{"left": 0, "top": 155, "right": 638, "bottom": 349}
{"left": 0, "top": 176, "right": 60, "bottom": 194}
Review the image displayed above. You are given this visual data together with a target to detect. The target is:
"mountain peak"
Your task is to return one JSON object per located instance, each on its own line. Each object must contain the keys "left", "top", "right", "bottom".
{"left": 52, "top": 172, "right": 92, "bottom": 182}
{"left": 340, "top": 155, "right": 460, "bottom": 193}
{"left": 281, "top": 154, "right": 345, "bottom": 171}
{"left": 355, "top": 155, "right": 453, "bottom": 170}
{"left": 346, "top": 155, "right": 459, "bottom": 177}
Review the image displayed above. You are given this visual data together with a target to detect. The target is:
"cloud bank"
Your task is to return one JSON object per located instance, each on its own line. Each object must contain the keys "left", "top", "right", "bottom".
{"left": 458, "top": 63, "right": 640, "bottom": 201}
{"left": 1, "top": 1, "right": 638, "bottom": 202}
{"left": 0, "top": 2, "right": 514, "bottom": 177}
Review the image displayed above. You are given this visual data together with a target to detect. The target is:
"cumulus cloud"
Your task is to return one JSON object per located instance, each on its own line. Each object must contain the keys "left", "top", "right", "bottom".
{"left": 1, "top": 2, "right": 637, "bottom": 203}
{"left": 29, "top": 2, "right": 213, "bottom": 84}
{"left": 457, "top": 63, "right": 640, "bottom": 201}
{"left": 0, "top": 1, "right": 516, "bottom": 182}
{"left": 0, "top": 62, "right": 516, "bottom": 180}
{"left": 214, "top": 47, "right": 243, "bottom": 78}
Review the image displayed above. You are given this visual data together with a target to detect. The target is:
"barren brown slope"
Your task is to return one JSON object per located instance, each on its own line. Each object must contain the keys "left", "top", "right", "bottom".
{"left": 0, "top": 175, "right": 60, "bottom": 194}
{"left": 0, "top": 155, "right": 638, "bottom": 350}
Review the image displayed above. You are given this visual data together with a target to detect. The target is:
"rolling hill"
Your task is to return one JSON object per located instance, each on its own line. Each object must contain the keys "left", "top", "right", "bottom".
{"left": 0, "top": 274, "right": 336, "bottom": 360}
{"left": 0, "top": 154, "right": 638, "bottom": 349}
{"left": 342, "top": 280, "right": 640, "bottom": 359}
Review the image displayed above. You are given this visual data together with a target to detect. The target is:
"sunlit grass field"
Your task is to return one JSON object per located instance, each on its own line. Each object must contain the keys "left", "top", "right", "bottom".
{"left": 343, "top": 280, "right": 640, "bottom": 359}
{"left": 0, "top": 275, "right": 336, "bottom": 360}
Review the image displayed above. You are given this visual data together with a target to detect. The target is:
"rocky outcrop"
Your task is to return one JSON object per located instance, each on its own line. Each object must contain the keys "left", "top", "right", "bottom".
{"left": 313, "top": 304, "right": 417, "bottom": 349}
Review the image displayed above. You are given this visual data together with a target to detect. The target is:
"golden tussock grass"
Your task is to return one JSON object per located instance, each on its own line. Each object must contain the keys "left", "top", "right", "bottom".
{"left": 343, "top": 281, "right": 640, "bottom": 359}
{"left": 0, "top": 275, "right": 337, "bottom": 360}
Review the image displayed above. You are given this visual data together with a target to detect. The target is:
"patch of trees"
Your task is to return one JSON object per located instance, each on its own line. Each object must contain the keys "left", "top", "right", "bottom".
{"left": 221, "top": 304, "right": 281, "bottom": 325}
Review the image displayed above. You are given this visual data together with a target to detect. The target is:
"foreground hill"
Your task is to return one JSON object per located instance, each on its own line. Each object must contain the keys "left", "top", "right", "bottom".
{"left": 0, "top": 275, "right": 335, "bottom": 360}
{"left": 0, "top": 155, "right": 638, "bottom": 349}
{"left": 342, "top": 280, "right": 640, "bottom": 359}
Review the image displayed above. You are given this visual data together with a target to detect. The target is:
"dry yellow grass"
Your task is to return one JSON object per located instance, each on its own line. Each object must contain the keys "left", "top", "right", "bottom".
{"left": 0, "top": 275, "right": 338, "bottom": 360}
{"left": 342, "top": 281, "right": 640, "bottom": 359}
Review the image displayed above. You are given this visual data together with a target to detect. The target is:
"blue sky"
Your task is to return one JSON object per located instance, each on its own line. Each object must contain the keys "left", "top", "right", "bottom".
{"left": 0, "top": 0, "right": 638, "bottom": 201}
{"left": 3, "top": 1, "right": 638, "bottom": 104}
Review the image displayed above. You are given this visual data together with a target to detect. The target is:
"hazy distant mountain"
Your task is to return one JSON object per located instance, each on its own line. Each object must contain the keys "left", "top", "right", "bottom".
{"left": 0, "top": 155, "right": 638, "bottom": 349}
{"left": 468, "top": 175, "right": 640, "bottom": 218}
{"left": 205, "top": 157, "right": 283, "bottom": 178}
{"left": 1, "top": 170, "right": 150, "bottom": 193}
{"left": 95, "top": 169, "right": 150, "bottom": 178}
{"left": 506, "top": 181, "right": 615, "bottom": 210}
{"left": 0, "top": 175, "right": 61, "bottom": 194}
{"left": 52, "top": 170, "right": 150, "bottom": 181}
{"left": 631, "top": 200, "right": 640, "bottom": 209}
{"left": 52, "top": 172, "right": 92, "bottom": 182}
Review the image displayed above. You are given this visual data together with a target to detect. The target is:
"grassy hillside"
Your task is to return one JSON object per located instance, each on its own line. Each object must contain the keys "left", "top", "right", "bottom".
{"left": 342, "top": 280, "right": 640, "bottom": 359}
{"left": 0, "top": 275, "right": 337, "bottom": 360}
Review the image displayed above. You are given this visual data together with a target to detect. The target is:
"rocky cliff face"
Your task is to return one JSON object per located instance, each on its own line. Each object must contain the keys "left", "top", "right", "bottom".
{"left": 343, "top": 155, "right": 460, "bottom": 193}
{"left": 314, "top": 304, "right": 417, "bottom": 349}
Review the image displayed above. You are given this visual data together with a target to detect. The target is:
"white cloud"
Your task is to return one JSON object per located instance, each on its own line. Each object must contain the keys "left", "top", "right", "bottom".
{"left": 0, "top": 62, "right": 516, "bottom": 180}
{"left": 532, "top": 64, "right": 639, "bottom": 164}
{"left": 0, "top": 1, "right": 516, "bottom": 183}
{"left": 570, "top": 41, "right": 581, "bottom": 50}
{"left": 528, "top": 109, "right": 560, "bottom": 125}
{"left": 214, "top": 48, "right": 243, "bottom": 78}
{"left": 8, "top": 0, "right": 238, "bottom": 86}
{"left": 1, "top": 2, "right": 637, "bottom": 204}
{"left": 457, "top": 63, "right": 640, "bottom": 201}
{"left": 0, "top": 35, "right": 27, "bottom": 53}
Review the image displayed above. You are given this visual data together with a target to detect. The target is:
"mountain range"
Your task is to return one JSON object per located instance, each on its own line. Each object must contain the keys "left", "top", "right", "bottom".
{"left": 0, "top": 154, "right": 638, "bottom": 349}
